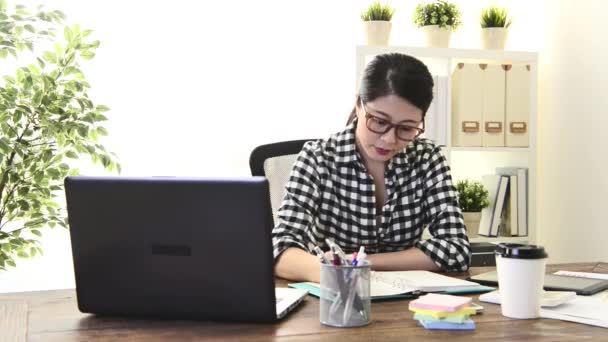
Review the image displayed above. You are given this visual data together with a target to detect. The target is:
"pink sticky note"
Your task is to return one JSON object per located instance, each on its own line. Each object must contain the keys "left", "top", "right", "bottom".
{"left": 409, "top": 293, "right": 472, "bottom": 312}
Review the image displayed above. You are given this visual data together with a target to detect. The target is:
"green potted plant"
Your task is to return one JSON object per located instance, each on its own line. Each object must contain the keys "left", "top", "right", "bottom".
{"left": 361, "top": 2, "right": 395, "bottom": 46}
{"left": 480, "top": 6, "right": 512, "bottom": 50}
{"left": 0, "top": 2, "right": 119, "bottom": 270}
{"left": 455, "top": 180, "right": 490, "bottom": 238}
{"left": 413, "top": 0, "right": 462, "bottom": 48}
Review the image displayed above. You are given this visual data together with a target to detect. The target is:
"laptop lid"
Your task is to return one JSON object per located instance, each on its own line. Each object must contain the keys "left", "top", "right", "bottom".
{"left": 65, "top": 176, "right": 284, "bottom": 322}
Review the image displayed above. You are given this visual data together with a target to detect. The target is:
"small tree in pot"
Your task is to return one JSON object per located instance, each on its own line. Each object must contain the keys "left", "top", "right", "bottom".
{"left": 413, "top": 0, "right": 462, "bottom": 48}
{"left": 455, "top": 180, "right": 489, "bottom": 238}
{"left": 0, "top": 1, "right": 119, "bottom": 270}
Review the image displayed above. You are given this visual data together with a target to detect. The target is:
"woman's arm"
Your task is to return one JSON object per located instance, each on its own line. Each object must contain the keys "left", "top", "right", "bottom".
{"left": 275, "top": 247, "right": 322, "bottom": 282}
{"left": 271, "top": 142, "right": 324, "bottom": 282}
{"left": 415, "top": 145, "right": 471, "bottom": 271}
{"left": 365, "top": 248, "right": 440, "bottom": 272}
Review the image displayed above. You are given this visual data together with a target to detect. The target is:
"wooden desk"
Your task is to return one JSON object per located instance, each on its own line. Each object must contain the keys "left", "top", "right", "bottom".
{"left": 1, "top": 262, "right": 607, "bottom": 341}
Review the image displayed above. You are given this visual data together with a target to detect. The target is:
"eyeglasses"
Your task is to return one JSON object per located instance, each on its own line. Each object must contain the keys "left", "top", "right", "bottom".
{"left": 360, "top": 100, "right": 425, "bottom": 141}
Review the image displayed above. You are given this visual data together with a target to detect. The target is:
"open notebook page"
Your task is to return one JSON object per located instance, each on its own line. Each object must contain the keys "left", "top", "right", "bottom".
{"left": 371, "top": 270, "right": 482, "bottom": 293}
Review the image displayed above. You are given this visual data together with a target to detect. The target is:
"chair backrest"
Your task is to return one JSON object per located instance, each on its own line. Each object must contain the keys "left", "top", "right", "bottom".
{"left": 249, "top": 139, "right": 314, "bottom": 223}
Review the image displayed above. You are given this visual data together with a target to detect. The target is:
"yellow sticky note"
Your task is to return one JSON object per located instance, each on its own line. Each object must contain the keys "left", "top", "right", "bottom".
{"left": 409, "top": 306, "right": 476, "bottom": 319}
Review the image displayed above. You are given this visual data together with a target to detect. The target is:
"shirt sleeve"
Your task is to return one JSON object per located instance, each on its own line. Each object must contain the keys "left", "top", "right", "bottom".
{"left": 271, "top": 142, "right": 322, "bottom": 261}
{"left": 415, "top": 146, "right": 471, "bottom": 271}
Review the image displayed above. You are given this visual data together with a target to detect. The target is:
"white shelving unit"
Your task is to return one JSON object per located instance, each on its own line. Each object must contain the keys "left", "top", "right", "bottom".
{"left": 355, "top": 45, "right": 539, "bottom": 244}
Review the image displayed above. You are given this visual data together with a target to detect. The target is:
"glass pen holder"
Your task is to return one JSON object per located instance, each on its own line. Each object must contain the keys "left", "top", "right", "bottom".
{"left": 319, "top": 261, "right": 371, "bottom": 327}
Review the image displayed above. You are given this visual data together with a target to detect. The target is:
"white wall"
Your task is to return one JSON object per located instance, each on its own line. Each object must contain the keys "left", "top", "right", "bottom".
{"left": 537, "top": 0, "right": 608, "bottom": 262}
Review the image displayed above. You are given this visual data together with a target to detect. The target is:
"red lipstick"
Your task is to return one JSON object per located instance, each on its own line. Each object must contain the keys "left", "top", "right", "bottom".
{"left": 375, "top": 147, "right": 390, "bottom": 156}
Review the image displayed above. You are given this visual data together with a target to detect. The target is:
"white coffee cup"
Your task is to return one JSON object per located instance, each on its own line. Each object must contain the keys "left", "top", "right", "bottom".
{"left": 495, "top": 243, "right": 548, "bottom": 319}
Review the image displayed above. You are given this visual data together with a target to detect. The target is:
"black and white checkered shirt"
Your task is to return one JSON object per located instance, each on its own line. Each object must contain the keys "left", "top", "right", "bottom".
{"left": 272, "top": 121, "right": 470, "bottom": 271}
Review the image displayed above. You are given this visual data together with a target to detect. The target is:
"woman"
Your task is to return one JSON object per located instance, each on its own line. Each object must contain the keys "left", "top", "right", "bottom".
{"left": 272, "top": 53, "right": 470, "bottom": 282}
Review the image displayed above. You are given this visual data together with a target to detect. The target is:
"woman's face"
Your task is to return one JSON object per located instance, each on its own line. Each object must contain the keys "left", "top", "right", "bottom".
{"left": 354, "top": 94, "right": 424, "bottom": 165}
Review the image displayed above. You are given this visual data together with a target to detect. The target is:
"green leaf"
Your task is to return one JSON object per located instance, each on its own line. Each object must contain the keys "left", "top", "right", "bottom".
{"left": 1, "top": 244, "right": 11, "bottom": 253}
{"left": 17, "top": 251, "right": 29, "bottom": 258}
{"left": 30, "top": 230, "right": 42, "bottom": 237}
{"left": 19, "top": 200, "right": 30, "bottom": 211}
{"left": 43, "top": 51, "right": 56, "bottom": 63}
{"left": 64, "top": 26, "right": 73, "bottom": 41}
{"left": 96, "top": 104, "right": 110, "bottom": 112}
{"left": 80, "top": 51, "right": 95, "bottom": 60}
{"left": 96, "top": 126, "right": 108, "bottom": 136}
{"left": 32, "top": 90, "right": 43, "bottom": 106}
{"left": 77, "top": 126, "right": 88, "bottom": 137}
{"left": 65, "top": 151, "right": 78, "bottom": 158}
{"left": 24, "top": 24, "right": 35, "bottom": 33}
{"left": 6, "top": 259, "right": 16, "bottom": 267}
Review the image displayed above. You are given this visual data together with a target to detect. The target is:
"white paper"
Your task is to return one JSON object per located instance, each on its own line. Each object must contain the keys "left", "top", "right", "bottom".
{"left": 540, "top": 295, "right": 608, "bottom": 328}
{"left": 554, "top": 270, "right": 608, "bottom": 280}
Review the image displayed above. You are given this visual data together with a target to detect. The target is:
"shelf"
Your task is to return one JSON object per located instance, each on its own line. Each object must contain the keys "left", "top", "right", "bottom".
{"left": 470, "top": 236, "right": 529, "bottom": 244}
{"left": 450, "top": 147, "right": 530, "bottom": 153}
{"left": 356, "top": 45, "right": 539, "bottom": 63}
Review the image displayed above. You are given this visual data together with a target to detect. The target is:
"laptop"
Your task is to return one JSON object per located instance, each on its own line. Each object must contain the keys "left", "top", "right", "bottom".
{"left": 64, "top": 176, "right": 307, "bottom": 322}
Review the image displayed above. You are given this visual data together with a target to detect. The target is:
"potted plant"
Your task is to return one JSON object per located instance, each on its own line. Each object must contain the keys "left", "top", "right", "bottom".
{"left": 480, "top": 6, "right": 512, "bottom": 50}
{"left": 361, "top": 2, "right": 395, "bottom": 46}
{"left": 455, "top": 180, "right": 490, "bottom": 238}
{"left": 0, "top": 2, "right": 119, "bottom": 270}
{"left": 413, "top": 0, "right": 462, "bottom": 48}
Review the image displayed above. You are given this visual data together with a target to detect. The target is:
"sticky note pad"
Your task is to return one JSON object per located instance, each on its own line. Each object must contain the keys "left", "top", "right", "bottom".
{"left": 409, "top": 306, "right": 475, "bottom": 319}
{"left": 409, "top": 293, "right": 472, "bottom": 312}
{"left": 419, "top": 319, "right": 476, "bottom": 330}
{"left": 413, "top": 313, "right": 469, "bottom": 324}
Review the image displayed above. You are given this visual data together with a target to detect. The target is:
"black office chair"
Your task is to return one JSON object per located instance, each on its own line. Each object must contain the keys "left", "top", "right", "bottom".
{"left": 249, "top": 139, "right": 314, "bottom": 222}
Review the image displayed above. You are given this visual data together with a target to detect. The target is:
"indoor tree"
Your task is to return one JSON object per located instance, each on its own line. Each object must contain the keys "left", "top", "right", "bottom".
{"left": 0, "top": 0, "right": 119, "bottom": 270}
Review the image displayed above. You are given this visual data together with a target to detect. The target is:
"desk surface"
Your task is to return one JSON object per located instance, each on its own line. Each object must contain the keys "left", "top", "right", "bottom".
{"left": 1, "top": 262, "right": 607, "bottom": 342}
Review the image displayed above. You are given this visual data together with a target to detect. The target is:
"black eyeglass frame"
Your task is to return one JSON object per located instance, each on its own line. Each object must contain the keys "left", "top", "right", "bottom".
{"left": 360, "top": 99, "right": 425, "bottom": 142}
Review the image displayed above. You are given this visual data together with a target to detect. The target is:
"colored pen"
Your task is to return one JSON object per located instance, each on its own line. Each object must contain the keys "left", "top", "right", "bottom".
{"left": 313, "top": 246, "right": 329, "bottom": 264}
{"left": 326, "top": 239, "right": 349, "bottom": 265}
{"left": 332, "top": 252, "right": 342, "bottom": 266}
{"left": 351, "top": 252, "right": 358, "bottom": 266}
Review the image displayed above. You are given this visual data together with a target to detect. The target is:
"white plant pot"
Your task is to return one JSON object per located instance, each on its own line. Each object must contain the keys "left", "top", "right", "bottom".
{"left": 481, "top": 27, "right": 509, "bottom": 50}
{"left": 363, "top": 21, "right": 392, "bottom": 46}
{"left": 421, "top": 25, "right": 452, "bottom": 48}
{"left": 463, "top": 212, "right": 482, "bottom": 238}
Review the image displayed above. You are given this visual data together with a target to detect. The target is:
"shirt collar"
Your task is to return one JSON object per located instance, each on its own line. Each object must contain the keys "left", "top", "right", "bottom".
{"left": 334, "top": 119, "right": 415, "bottom": 168}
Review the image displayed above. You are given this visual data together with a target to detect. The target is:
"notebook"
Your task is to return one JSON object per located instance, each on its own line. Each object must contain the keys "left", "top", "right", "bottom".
{"left": 290, "top": 270, "right": 493, "bottom": 300}
{"left": 65, "top": 176, "right": 307, "bottom": 322}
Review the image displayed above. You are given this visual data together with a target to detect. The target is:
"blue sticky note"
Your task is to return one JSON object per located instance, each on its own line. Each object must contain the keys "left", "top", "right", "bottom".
{"left": 419, "top": 319, "right": 476, "bottom": 330}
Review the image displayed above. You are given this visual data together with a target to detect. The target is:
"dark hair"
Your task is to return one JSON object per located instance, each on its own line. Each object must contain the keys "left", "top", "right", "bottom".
{"left": 348, "top": 53, "right": 434, "bottom": 124}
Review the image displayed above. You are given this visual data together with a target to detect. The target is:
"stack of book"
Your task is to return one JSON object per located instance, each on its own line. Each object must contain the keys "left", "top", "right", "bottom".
{"left": 478, "top": 167, "right": 529, "bottom": 237}
{"left": 409, "top": 293, "right": 476, "bottom": 330}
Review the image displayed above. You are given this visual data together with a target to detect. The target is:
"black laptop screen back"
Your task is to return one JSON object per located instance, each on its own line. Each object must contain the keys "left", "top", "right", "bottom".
{"left": 65, "top": 176, "right": 277, "bottom": 321}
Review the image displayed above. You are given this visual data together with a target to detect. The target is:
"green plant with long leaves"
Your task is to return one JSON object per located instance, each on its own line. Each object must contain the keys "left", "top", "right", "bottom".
{"left": 413, "top": 0, "right": 462, "bottom": 30}
{"left": 0, "top": 0, "right": 119, "bottom": 270}
{"left": 455, "top": 180, "right": 490, "bottom": 212}
{"left": 361, "top": 2, "right": 395, "bottom": 21}
{"left": 480, "top": 6, "right": 512, "bottom": 28}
